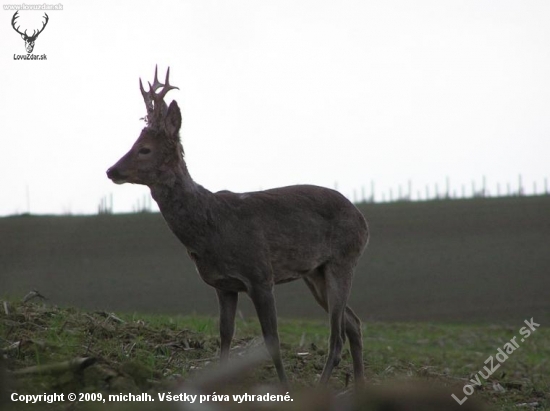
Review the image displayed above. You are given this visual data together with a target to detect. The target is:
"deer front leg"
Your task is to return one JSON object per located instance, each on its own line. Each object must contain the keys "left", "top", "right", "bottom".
{"left": 216, "top": 289, "right": 239, "bottom": 364}
{"left": 249, "top": 285, "right": 289, "bottom": 386}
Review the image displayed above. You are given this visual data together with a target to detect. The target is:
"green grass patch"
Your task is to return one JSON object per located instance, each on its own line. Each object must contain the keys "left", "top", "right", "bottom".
{"left": 1, "top": 301, "right": 548, "bottom": 410}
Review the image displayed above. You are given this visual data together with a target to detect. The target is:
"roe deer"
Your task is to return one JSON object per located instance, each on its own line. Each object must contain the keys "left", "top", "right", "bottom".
{"left": 106, "top": 66, "right": 369, "bottom": 386}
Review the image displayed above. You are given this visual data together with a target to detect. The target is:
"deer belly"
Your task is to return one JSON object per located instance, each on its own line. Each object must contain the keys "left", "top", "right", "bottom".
{"left": 204, "top": 276, "right": 248, "bottom": 292}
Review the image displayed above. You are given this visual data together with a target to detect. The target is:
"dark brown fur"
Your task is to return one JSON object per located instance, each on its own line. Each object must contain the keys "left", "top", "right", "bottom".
{"left": 107, "top": 68, "right": 369, "bottom": 386}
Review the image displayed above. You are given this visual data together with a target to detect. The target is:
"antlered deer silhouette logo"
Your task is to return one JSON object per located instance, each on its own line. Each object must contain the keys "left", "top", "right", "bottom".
{"left": 11, "top": 11, "right": 49, "bottom": 54}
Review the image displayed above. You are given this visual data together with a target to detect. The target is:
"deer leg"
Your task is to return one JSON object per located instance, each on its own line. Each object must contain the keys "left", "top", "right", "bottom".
{"left": 216, "top": 289, "right": 239, "bottom": 364}
{"left": 320, "top": 286, "right": 346, "bottom": 383}
{"left": 249, "top": 285, "right": 288, "bottom": 386}
{"left": 303, "top": 270, "right": 328, "bottom": 312}
{"left": 344, "top": 305, "right": 365, "bottom": 385}
{"left": 305, "top": 264, "right": 353, "bottom": 384}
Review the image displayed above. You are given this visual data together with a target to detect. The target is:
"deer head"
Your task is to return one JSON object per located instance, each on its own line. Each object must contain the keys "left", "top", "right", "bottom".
{"left": 12, "top": 11, "right": 49, "bottom": 54}
{"left": 106, "top": 66, "right": 183, "bottom": 186}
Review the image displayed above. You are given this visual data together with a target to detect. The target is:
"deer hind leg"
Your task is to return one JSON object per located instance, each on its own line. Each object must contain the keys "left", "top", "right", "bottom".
{"left": 248, "top": 285, "right": 289, "bottom": 386}
{"left": 304, "top": 264, "right": 364, "bottom": 386}
{"left": 344, "top": 305, "right": 365, "bottom": 385}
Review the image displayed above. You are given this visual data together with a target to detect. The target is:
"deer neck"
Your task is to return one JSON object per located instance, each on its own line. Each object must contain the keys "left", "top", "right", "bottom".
{"left": 149, "top": 163, "right": 216, "bottom": 251}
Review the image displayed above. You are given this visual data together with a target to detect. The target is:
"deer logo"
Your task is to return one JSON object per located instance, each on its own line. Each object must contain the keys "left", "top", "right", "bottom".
{"left": 11, "top": 11, "right": 49, "bottom": 54}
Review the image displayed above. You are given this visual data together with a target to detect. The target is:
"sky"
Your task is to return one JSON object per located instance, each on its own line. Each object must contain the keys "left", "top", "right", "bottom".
{"left": 1, "top": 0, "right": 549, "bottom": 215}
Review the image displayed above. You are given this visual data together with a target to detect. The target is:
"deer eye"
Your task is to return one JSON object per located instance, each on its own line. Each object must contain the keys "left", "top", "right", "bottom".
{"left": 138, "top": 148, "right": 151, "bottom": 155}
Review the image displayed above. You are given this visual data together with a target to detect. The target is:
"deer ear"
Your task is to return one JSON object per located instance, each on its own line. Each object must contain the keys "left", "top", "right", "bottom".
{"left": 164, "top": 100, "right": 182, "bottom": 138}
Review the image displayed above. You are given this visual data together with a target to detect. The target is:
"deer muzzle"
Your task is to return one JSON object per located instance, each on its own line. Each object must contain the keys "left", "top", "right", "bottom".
{"left": 106, "top": 166, "right": 127, "bottom": 184}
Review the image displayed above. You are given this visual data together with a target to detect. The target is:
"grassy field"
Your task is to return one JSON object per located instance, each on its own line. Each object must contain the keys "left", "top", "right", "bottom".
{"left": 1, "top": 196, "right": 549, "bottom": 323}
{"left": 1, "top": 196, "right": 549, "bottom": 409}
{"left": 1, "top": 301, "right": 548, "bottom": 410}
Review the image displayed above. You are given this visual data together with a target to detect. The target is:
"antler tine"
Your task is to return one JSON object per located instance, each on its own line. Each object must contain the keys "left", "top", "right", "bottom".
{"left": 38, "top": 13, "right": 49, "bottom": 34}
{"left": 11, "top": 11, "right": 25, "bottom": 36}
{"left": 156, "top": 66, "right": 180, "bottom": 100}
{"left": 139, "top": 77, "right": 146, "bottom": 97}
{"left": 148, "top": 64, "right": 165, "bottom": 93}
{"left": 140, "top": 78, "right": 153, "bottom": 109}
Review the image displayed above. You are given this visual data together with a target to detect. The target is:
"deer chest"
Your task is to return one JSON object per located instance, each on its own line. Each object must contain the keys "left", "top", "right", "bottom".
{"left": 187, "top": 250, "right": 249, "bottom": 292}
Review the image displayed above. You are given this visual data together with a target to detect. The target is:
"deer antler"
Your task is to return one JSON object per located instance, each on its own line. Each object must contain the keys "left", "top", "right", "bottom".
{"left": 140, "top": 65, "right": 179, "bottom": 128}
{"left": 11, "top": 11, "right": 49, "bottom": 40}
{"left": 11, "top": 11, "right": 25, "bottom": 37}
{"left": 31, "top": 13, "right": 49, "bottom": 39}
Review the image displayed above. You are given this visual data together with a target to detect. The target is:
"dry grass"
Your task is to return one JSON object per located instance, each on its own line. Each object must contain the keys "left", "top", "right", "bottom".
{"left": 2, "top": 301, "right": 549, "bottom": 410}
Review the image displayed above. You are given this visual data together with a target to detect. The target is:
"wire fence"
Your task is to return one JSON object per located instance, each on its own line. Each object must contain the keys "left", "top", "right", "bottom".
{"left": 345, "top": 175, "right": 549, "bottom": 204}
{"left": 95, "top": 175, "right": 549, "bottom": 215}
